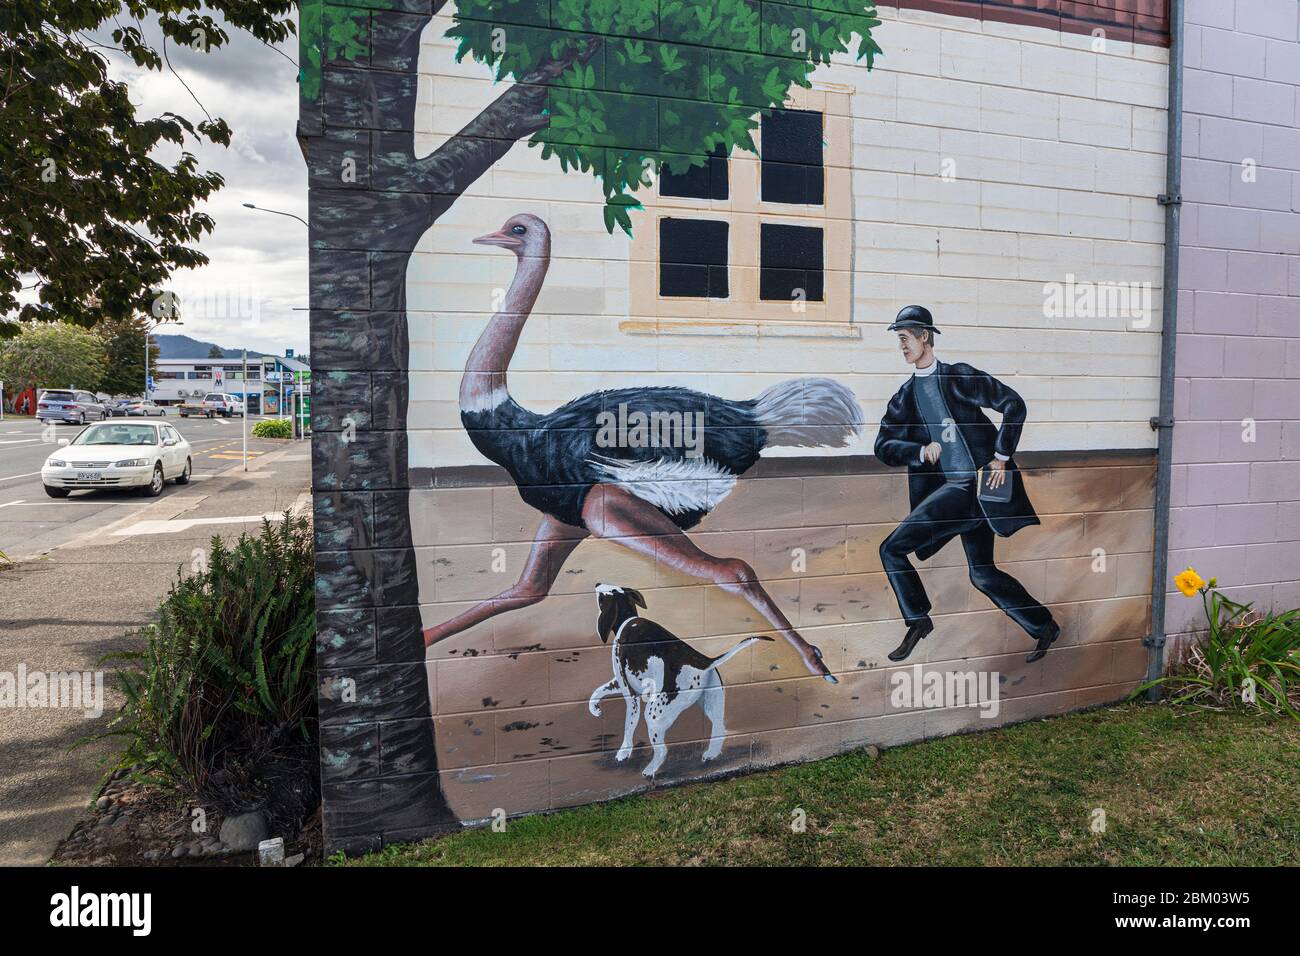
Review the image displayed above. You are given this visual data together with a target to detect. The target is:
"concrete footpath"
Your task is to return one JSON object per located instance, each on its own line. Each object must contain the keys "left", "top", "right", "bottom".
{"left": 0, "top": 442, "right": 311, "bottom": 865}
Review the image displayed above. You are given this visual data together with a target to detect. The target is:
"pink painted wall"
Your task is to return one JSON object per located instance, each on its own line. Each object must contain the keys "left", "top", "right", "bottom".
{"left": 1168, "top": 0, "right": 1300, "bottom": 650}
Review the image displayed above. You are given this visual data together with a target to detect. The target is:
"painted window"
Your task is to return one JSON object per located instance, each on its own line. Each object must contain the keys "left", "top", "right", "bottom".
{"left": 627, "top": 86, "right": 852, "bottom": 329}
{"left": 760, "top": 222, "right": 823, "bottom": 302}
{"left": 660, "top": 143, "right": 730, "bottom": 201}
{"left": 659, "top": 218, "right": 730, "bottom": 298}
{"left": 761, "top": 109, "right": 825, "bottom": 205}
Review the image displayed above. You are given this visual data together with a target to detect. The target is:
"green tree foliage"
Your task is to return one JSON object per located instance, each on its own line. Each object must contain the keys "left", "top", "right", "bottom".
{"left": 301, "top": 0, "right": 881, "bottom": 236}
{"left": 95, "top": 315, "right": 160, "bottom": 396}
{"left": 449, "top": 0, "right": 882, "bottom": 233}
{"left": 207, "top": 343, "right": 224, "bottom": 359}
{"left": 0, "top": 1, "right": 295, "bottom": 326}
{"left": 0, "top": 321, "right": 108, "bottom": 395}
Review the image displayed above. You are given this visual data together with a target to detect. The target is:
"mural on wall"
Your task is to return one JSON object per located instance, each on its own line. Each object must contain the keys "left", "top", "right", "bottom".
{"left": 875, "top": 306, "right": 1060, "bottom": 664}
{"left": 588, "top": 584, "right": 771, "bottom": 777}
{"left": 303, "top": 0, "right": 889, "bottom": 845}
{"left": 431, "top": 212, "right": 862, "bottom": 683}
{"left": 305, "top": 0, "right": 1168, "bottom": 849}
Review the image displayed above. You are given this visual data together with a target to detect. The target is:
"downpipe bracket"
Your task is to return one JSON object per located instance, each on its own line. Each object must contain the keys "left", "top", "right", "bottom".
{"left": 1150, "top": 415, "right": 1175, "bottom": 430}
{"left": 1157, "top": 193, "right": 1183, "bottom": 205}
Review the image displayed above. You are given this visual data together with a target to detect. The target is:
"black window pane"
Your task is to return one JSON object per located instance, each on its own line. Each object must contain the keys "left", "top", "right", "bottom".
{"left": 761, "top": 109, "right": 824, "bottom": 205}
{"left": 660, "top": 218, "right": 729, "bottom": 298}
{"left": 660, "top": 144, "right": 729, "bottom": 200}
{"left": 760, "top": 223, "right": 823, "bottom": 302}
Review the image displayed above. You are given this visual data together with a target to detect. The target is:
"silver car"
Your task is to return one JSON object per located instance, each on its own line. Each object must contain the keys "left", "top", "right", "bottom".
{"left": 36, "top": 389, "right": 107, "bottom": 425}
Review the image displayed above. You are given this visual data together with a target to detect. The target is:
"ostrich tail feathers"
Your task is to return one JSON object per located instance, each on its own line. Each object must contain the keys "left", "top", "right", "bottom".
{"left": 752, "top": 378, "right": 864, "bottom": 448}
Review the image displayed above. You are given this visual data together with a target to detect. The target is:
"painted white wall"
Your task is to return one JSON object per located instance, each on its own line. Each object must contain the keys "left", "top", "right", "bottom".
{"left": 408, "top": 4, "right": 1169, "bottom": 469}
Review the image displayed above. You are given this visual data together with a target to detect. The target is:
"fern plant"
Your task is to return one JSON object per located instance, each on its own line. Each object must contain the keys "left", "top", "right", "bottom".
{"left": 92, "top": 514, "right": 318, "bottom": 823}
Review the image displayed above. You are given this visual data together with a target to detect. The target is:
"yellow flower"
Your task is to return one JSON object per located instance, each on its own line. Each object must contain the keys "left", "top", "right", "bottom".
{"left": 1174, "top": 567, "right": 1206, "bottom": 597}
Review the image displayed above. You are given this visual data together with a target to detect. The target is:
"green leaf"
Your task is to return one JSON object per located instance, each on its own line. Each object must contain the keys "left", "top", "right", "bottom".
{"left": 452, "top": 0, "right": 882, "bottom": 237}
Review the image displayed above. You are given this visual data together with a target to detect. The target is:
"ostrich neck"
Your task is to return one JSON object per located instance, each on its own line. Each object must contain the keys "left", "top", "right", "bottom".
{"left": 460, "top": 249, "right": 548, "bottom": 412}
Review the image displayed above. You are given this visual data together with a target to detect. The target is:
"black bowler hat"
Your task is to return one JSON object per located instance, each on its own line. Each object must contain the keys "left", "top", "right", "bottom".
{"left": 887, "top": 304, "right": 941, "bottom": 335}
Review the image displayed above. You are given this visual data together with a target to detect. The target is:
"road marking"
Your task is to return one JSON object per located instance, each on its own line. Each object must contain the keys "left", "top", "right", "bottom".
{"left": 0, "top": 471, "right": 42, "bottom": 483}
{"left": 0, "top": 499, "right": 25, "bottom": 509}
{"left": 112, "top": 512, "right": 295, "bottom": 536}
{"left": 0, "top": 439, "right": 42, "bottom": 446}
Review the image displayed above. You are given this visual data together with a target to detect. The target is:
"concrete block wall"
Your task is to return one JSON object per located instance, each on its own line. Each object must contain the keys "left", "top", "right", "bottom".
{"left": 1168, "top": 0, "right": 1300, "bottom": 649}
{"left": 305, "top": 0, "right": 1176, "bottom": 850}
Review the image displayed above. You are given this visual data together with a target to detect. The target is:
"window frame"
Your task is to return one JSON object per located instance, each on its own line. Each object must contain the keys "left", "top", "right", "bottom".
{"left": 627, "top": 85, "right": 852, "bottom": 328}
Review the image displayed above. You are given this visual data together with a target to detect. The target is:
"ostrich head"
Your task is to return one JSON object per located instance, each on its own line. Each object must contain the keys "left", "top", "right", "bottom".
{"left": 473, "top": 213, "right": 549, "bottom": 259}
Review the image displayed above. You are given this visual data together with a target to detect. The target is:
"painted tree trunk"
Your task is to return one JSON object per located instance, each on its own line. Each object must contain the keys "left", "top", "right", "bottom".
{"left": 305, "top": 1, "right": 544, "bottom": 851}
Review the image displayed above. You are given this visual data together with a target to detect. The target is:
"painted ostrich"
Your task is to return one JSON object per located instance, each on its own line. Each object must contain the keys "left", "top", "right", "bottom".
{"left": 423, "top": 213, "right": 864, "bottom": 683}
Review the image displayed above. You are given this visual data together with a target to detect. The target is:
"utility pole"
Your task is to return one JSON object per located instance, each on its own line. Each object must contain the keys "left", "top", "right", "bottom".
{"left": 242, "top": 348, "right": 248, "bottom": 471}
{"left": 143, "top": 317, "right": 181, "bottom": 402}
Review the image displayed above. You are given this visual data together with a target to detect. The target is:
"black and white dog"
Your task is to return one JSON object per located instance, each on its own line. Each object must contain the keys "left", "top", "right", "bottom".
{"left": 587, "top": 583, "right": 771, "bottom": 777}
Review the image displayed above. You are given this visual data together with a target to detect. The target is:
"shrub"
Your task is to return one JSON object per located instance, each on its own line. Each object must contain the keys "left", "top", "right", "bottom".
{"left": 252, "top": 417, "right": 294, "bottom": 439}
{"left": 1138, "top": 567, "right": 1300, "bottom": 718}
{"left": 96, "top": 514, "right": 318, "bottom": 829}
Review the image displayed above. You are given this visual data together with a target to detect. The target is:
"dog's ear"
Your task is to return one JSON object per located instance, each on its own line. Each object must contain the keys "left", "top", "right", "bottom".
{"left": 624, "top": 588, "right": 647, "bottom": 609}
{"left": 597, "top": 597, "right": 618, "bottom": 644}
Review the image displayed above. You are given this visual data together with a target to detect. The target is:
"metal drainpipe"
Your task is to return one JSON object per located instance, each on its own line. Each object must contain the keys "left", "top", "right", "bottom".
{"left": 1145, "top": 0, "right": 1186, "bottom": 696}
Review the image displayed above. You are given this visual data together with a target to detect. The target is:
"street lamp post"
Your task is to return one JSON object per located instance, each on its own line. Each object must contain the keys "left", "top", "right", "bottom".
{"left": 242, "top": 202, "right": 308, "bottom": 228}
{"left": 242, "top": 348, "right": 248, "bottom": 471}
{"left": 144, "top": 319, "right": 182, "bottom": 402}
{"left": 242, "top": 201, "right": 307, "bottom": 435}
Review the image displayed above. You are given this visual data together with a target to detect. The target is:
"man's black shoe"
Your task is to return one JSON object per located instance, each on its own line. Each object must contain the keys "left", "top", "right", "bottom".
{"left": 1026, "top": 620, "right": 1060, "bottom": 663}
{"left": 888, "top": 617, "right": 934, "bottom": 662}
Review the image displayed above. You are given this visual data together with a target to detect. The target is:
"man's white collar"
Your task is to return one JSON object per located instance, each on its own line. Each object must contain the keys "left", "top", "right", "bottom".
{"left": 913, "top": 357, "right": 939, "bottom": 377}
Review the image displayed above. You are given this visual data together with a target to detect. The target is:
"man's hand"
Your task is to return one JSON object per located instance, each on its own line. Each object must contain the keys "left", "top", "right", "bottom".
{"left": 923, "top": 442, "right": 942, "bottom": 465}
{"left": 986, "top": 459, "right": 1007, "bottom": 489}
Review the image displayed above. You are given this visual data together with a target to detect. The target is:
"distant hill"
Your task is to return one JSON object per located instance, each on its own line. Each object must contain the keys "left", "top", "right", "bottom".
{"left": 153, "top": 334, "right": 265, "bottom": 360}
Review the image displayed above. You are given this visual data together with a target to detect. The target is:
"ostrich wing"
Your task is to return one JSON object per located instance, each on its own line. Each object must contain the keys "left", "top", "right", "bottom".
{"left": 538, "top": 386, "right": 766, "bottom": 475}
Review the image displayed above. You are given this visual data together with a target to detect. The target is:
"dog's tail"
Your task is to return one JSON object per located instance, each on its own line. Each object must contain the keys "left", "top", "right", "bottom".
{"left": 709, "top": 635, "right": 775, "bottom": 670}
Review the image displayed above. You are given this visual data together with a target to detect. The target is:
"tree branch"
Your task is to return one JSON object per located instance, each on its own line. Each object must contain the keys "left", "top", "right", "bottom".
{"left": 413, "top": 36, "right": 602, "bottom": 213}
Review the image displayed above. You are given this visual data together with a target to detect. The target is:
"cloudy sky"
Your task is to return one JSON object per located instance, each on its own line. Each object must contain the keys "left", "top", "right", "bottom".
{"left": 92, "top": 16, "right": 307, "bottom": 356}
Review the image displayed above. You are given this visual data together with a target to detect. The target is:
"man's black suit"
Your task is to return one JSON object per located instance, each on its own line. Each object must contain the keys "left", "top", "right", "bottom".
{"left": 874, "top": 361, "right": 1054, "bottom": 639}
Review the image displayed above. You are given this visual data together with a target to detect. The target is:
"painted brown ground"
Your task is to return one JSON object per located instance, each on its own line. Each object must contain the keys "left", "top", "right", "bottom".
{"left": 409, "top": 452, "right": 1155, "bottom": 821}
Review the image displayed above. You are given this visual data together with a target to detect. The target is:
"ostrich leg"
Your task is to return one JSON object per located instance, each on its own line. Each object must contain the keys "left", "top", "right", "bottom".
{"left": 581, "top": 484, "right": 838, "bottom": 684}
{"left": 423, "top": 515, "right": 588, "bottom": 647}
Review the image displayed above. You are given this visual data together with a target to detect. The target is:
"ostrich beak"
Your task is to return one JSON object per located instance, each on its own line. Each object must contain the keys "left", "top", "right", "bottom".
{"left": 472, "top": 230, "right": 520, "bottom": 249}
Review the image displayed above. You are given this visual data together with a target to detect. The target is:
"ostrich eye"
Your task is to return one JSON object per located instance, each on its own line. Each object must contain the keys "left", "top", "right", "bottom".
{"left": 511, "top": 225, "right": 527, "bottom": 235}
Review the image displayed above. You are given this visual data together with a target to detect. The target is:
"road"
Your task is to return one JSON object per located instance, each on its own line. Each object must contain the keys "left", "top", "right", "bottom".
{"left": 0, "top": 413, "right": 303, "bottom": 561}
{"left": 0, "top": 418, "right": 312, "bottom": 865}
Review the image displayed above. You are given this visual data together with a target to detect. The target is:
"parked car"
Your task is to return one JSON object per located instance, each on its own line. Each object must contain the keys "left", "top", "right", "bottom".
{"left": 35, "top": 389, "right": 107, "bottom": 425}
{"left": 124, "top": 400, "right": 167, "bottom": 417}
{"left": 104, "top": 398, "right": 136, "bottom": 417}
{"left": 41, "top": 421, "right": 192, "bottom": 498}
{"left": 202, "top": 393, "right": 245, "bottom": 418}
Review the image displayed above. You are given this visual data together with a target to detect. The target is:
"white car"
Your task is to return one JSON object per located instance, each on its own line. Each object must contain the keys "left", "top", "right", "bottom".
{"left": 202, "top": 393, "right": 245, "bottom": 417}
{"left": 41, "top": 421, "right": 193, "bottom": 498}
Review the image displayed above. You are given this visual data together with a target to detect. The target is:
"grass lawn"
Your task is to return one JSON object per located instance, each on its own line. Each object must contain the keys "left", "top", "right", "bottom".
{"left": 343, "top": 703, "right": 1300, "bottom": 867}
